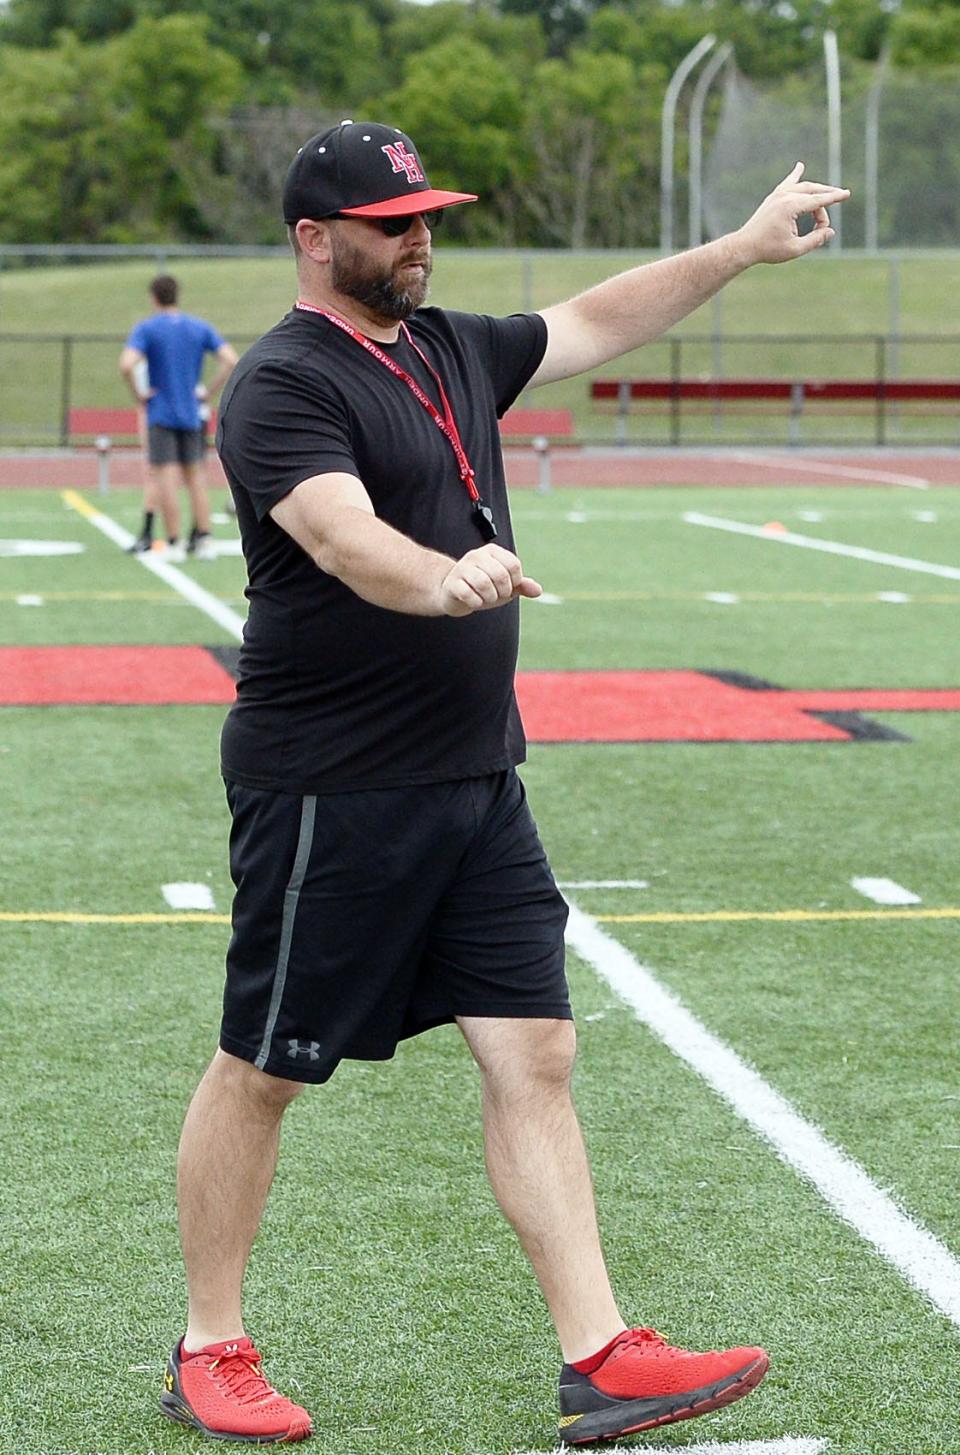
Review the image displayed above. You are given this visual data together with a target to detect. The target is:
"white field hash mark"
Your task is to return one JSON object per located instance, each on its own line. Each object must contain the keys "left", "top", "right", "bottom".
{"left": 683, "top": 511, "right": 960, "bottom": 582}
{"left": 162, "top": 882, "right": 216, "bottom": 911}
{"left": 564, "top": 902, "right": 960, "bottom": 1330}
{"left": 851, "top": 877, "right": 921, "bottom": 906}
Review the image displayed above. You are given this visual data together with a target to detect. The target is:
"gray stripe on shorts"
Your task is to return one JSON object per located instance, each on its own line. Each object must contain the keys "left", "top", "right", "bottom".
{"left": 254, "top": 794, "right": 317, "bottom": 1070}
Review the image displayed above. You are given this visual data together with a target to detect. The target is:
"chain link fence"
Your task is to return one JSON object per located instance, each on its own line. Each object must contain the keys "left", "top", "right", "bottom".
{"left": 2, "top": 246, "right": 959, "bottom": 448}
{"left": 704, "top": 62, "right": 960, "bottom": 250}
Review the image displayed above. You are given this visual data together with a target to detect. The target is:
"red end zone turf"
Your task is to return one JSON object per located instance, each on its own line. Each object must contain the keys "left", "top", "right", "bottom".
{"left": 0, "top": 646, "right": 237, "bottom": 705}
{"left": 3, "top": 649, "right": 959, "bottom": 740}
{"left": 516, "top": 670, "right": 849, "bottom": 741}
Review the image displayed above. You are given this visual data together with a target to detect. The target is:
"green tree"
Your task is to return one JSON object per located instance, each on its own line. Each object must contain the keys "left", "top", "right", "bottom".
{"left": 384, "top": 0, "right": 544, "bottom": 80}
{"left": 599, "top": 0, "right": 897, "bottom": 79}
{"left": 373, "top": 36, "right": 527, "bottom": 242}
{"left": 1, "top": 0, "right": 401, "bottom": 98}
{"left": 0, "top": 32, "right": 116, "bottom": 242}
{"left": 586, "top": 1, "right": 710, "bottom": 74}
{"left": 521, "top": 47, "right": 658, "bottom": 245}
{"left": 107, "top": 14, "right": 244, "bottom": 236}
{"left": 498, "top": 0, "right": 593, "bottom": 55}
{"left": 0, "top": 16, "right": 243, "bottom": 241}
{"left": 2, "top": 0, "right": 133, "bottom": 43}
{"left": 891, "top": 0, "right": 960, "bottom": 65}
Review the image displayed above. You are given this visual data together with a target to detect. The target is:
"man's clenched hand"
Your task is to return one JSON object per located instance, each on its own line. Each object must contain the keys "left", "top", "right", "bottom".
{"left": 438, "top": 543, "right": 542, "bottom": 617}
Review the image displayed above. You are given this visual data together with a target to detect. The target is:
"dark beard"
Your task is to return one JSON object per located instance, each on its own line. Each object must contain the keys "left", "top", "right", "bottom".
{"left": 330, "top": 230, "right": 431, "bottom": 321}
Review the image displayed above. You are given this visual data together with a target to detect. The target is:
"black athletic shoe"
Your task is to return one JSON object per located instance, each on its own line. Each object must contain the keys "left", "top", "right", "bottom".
{"left": 126, "top": 532, "right": 153, "bottom": 554}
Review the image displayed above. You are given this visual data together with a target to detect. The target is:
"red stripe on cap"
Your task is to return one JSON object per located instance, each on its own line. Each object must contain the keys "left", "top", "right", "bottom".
{"left": 339, "top": 189, "right": 478, "bottom": 217}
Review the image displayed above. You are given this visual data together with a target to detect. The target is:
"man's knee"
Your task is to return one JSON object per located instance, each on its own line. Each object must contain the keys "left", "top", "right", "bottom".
{"left": 207, "top": 1048, "right": 307, "bottom": 1112}
{"left": 464, "top": 1016, "right": 578, "bottom": 1098}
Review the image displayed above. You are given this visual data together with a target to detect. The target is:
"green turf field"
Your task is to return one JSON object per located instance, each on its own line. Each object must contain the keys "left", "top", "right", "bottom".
{"left": 3, "top": 252, "right": 960, "bottom": 445}
{"left": 2, "top": 481, "right": 960, "bottom": 1454}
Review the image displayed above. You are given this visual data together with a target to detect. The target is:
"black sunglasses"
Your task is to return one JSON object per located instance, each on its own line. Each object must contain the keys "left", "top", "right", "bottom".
{"left": 328, "top": 209, "right": 445, "bottom": 238}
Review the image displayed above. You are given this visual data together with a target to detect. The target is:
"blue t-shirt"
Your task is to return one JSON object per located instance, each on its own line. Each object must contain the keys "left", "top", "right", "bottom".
{"left": 126, "top": 312, "right": 224, "bottom": 430}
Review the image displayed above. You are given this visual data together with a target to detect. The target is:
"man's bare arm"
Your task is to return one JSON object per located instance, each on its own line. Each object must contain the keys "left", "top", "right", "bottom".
{"left": 118, "top": 345, "right": 150, "bottom": 403}
{"left": 270, "top": 472, "right": 541, "bottom": 618}
{"left": 204, "top": 343, "right": 239, "bottom": 401}
{"left": 531, "top": 164, "right": 850, "bottom": 387}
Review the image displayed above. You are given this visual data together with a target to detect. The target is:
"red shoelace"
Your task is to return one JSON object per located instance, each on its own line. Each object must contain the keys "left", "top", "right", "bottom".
{"left": 204, "top": 1343, "right": 278, "bottom": 1405}
{"left": 615, "top": 1327, "right": 667, "bottom": 1349}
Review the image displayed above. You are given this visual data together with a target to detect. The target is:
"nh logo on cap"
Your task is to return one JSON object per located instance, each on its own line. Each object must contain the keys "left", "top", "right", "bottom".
{"left": 381, "top": 141, "right": 424, "bottom": 185}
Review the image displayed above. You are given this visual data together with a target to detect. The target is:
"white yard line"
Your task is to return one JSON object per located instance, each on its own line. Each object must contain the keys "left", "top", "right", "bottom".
{"left": 61, "top": 491, "right": 245, "bottom": 641}
{"left": 727, "top": 450, "right": 930, "bottom": 490}
{"left": 515, "top": 1441, "right": 826, "bottom": 1455}
{"left": 162, "top": 882, "right": 216, "bottom": 911}
{"left": 660, "top": 1442, "right": 826, "bottom": 1455}
{"left": 565, "top": 901, "right": 960, "bottom": 1329}
{"left": 684, "top": 511, "right": 960, "bottom": 582}
{"left": 648, "top": 1442, "right": 826, "bottom": 1455}
{"left": 851, "top": 877, "right": 921, "bottom": 907}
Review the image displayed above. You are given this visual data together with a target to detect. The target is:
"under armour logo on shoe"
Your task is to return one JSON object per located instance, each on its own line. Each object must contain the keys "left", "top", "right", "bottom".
{"left": 286, "top": 1039, "right": 320, "bottom": 1061}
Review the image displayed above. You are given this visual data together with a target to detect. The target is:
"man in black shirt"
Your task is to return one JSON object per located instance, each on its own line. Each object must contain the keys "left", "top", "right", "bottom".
{"left": 161, "top": 120, "right": 847, "bottom": 1446}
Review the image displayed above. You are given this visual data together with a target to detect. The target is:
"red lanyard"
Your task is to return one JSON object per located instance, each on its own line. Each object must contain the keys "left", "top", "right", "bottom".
{"left": 294, "top": 300, "right": 497, "bottom": 540}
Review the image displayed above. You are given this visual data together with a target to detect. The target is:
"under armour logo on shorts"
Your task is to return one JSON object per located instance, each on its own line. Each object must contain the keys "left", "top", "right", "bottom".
{"left": 287, "top": 1039, "right": 321, "bottom": 1061}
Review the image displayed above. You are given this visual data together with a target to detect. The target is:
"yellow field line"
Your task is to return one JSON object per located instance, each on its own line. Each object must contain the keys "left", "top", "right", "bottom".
{"left": 2, "top": 907, "right": 959, "bottom": 927}
{"left": 61, "top": 488, "right": 98, "bottom": 519}
{"left": 5, "top": 591, "right": 181, "bottom": 602}
{"left": 2, "top": 591, "right": 242, "bottom": 602}
{"left": 8, "top": 589, "right": 954, "bottom": 605}
{"left": 0, "top": 911, "right": 230, "bottom": 925}
{"left": 562, "top": 591, "right": 960, "bottom": 603}
{"left": 596, "top": 907, "right": 960, "bottom": 924}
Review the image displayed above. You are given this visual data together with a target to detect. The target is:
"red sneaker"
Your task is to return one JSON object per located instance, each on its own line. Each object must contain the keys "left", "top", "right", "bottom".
{"left": 558, "top": 1326, "right": 768, "bottom": 1444}
{"left": 160, "top": 1336, "right": 313, "bottom": 1443}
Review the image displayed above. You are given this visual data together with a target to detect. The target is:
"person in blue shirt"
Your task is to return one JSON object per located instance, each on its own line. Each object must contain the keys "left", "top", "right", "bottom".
{"left": 120, "top": 276, "right": 238, "bottom": 560}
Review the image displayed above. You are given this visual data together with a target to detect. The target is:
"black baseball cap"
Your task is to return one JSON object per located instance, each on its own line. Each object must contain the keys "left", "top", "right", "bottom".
{"left": 282, "top": 120, "right": 478, "bottom": 224}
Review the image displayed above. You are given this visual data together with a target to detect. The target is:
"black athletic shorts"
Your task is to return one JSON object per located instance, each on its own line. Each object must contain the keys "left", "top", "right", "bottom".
{"left": 220, "top": 770, "right": 571, "bottom": 1084}
{"left": 147, "top": 424, "right": 204, "bottom": 467}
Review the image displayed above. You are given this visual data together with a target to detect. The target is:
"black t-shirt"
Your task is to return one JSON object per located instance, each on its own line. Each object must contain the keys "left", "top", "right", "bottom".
{"left": 216, "top": 305, "right": 548, "bottom": 794}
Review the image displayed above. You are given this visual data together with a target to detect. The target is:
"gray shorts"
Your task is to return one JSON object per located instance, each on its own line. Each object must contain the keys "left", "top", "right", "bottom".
{"left": 148, "top": 424, "right": 204, "bottom": 467}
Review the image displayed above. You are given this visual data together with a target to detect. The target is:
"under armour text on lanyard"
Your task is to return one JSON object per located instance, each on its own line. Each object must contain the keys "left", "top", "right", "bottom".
{"left": 294, "top": 301, "right": 497, "bottom": 542}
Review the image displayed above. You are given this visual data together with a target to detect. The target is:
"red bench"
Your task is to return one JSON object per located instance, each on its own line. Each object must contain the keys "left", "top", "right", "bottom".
{"left": 591, "top": 378, "right": 960, "bottom": 445}
{"left": 67, "top": 406, "right": 217, "bottom": 445}
{"left": 499, "top": 407, "right": 574, "bottom": 443}
{"left": 498, "top": 408, "right": 574, "bottom": 492}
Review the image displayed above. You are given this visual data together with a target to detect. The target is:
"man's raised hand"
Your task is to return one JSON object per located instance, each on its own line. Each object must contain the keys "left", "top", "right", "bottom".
{"left": 438, "top": 543, "right": 542, "bottom": 617}
{"left": 736, "top": 162, "right": 850, "bottom": 265}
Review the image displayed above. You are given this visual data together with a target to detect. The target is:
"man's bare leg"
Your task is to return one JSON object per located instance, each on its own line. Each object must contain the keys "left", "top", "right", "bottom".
{"left": 177, "top": 1048, "right": 304, "bottom": 1351}
{"left": 457, "top": 1015, "right": 625, "bottom": 1363}
{"left": 182, "top": 460, "right": 211, "bottom": 536}
{"left": 152, "top": 462, "right": 181, "bottom": 542}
